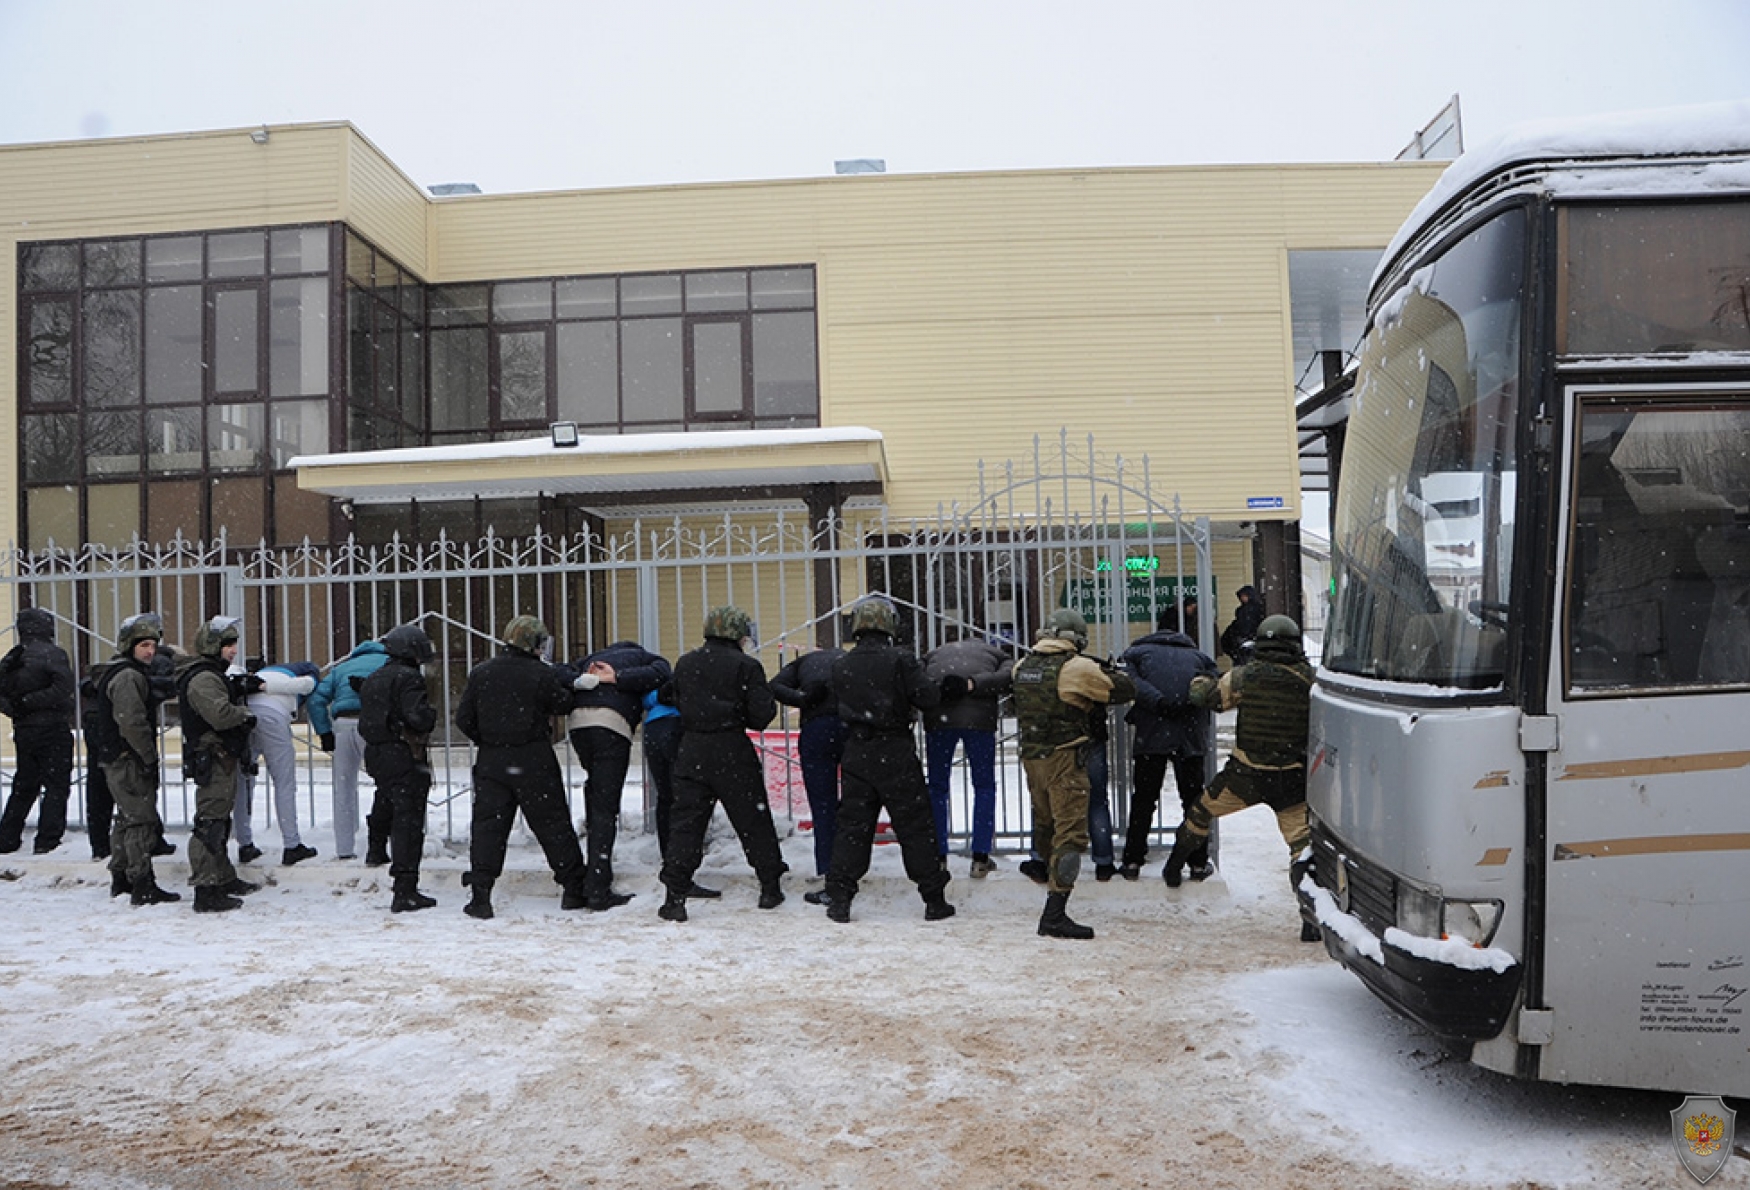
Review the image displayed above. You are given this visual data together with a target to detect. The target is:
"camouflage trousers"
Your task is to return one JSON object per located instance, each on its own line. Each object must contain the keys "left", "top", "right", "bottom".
{"left": 1022, "top": 746, "right": 1091, "bottom": 893}
{"left": 1181, "top": 759, "right": 1310, "bottom": 874}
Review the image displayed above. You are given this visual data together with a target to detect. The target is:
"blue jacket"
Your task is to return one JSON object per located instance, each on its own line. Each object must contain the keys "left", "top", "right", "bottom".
{"left": 306, "top": 640, "right": 390, "bottom": 735}
{"left": 1120, "top": 629, "right": 1217, "bottom": 757}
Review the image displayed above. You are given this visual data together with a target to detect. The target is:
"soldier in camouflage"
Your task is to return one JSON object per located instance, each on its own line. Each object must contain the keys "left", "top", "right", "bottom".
{"left": 1166, "top": 614, "right": 1321, "bottom": 941}
{"left": 1012, "top": 608, "right": 1135, "bottom": 940}
{"left": 174, "top": 616, "right": 262, "bottom": 913}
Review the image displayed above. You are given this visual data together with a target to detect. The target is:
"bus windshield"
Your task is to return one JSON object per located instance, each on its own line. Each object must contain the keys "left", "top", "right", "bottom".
{"left": 1325, "top": 207, "right": 1525, "bottom": 687}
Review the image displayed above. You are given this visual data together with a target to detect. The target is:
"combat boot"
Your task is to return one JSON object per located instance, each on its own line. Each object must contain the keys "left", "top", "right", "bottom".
{"left": 390, "top": 877, "right": 436, "bottom": 913}
{"left": 825, "top": 897, "right": 851, "bottom": 924}
{"left": 193, "top": 885, "right": 244, "bottom": 913}
{"left": 1163, "top": 829, "right": 1201, "bottom": 888}
{"left": 1018, "top": 858, "right": 1049, "bottom": 884}
{"left": 364, "top": 841, "right": 389, "bottom": 867}
{"left": 924, "top": 896, "right": 956, "bottom": 921}
{"left": 223, "top": 877, "right": 260, "bottom": 897}
{"left": 129, "top": 874, "right": 181, "bottom": 906}
{"left": 1038, "top": 891, "right": 1094, "bottom": 940}
{"left": 587, "top": 890, "right": 634, "bottom": 912}
{"left": 109, "top": 871, "right": 132, "bottom": 898}
{"left": 560, "top": 878, "right": 588, "bottom": 911}
{"left": 657, "top": 894, "right": 688, "bottom": 922}
{"left": 757, "top": 874, "right": 784, "bottom": 910}
{"left": 464, "top": 875, "right": 495, "bottom": 920}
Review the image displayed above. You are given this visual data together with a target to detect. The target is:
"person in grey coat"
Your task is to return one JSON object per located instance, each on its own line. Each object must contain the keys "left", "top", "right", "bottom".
{"left": 1118, "top": 611, "right": 1219, "bottom": 881}
{"left": 921, "top": 632, "right": 1013, "bottom": 877}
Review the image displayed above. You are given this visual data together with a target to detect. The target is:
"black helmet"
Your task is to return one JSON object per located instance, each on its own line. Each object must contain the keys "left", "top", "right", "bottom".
{"left": 194, "top": 615, "right": 243, "bottom": 659}
{"left": 381, "top": 624, "right": 436, "bottom": 665}
{"left": 1257, "top": 614, "right": 1302, "bottom": 642}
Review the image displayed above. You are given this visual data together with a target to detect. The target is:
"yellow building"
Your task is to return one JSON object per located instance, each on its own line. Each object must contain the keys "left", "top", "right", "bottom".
{"left": 0, "top": 121, "right": 1441, "bottom": 660}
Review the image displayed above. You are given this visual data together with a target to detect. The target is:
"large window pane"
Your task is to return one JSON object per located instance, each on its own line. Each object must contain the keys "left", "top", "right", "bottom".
{"left": 374, "top": 301, "right": 398, "bottom": 413}
{"left": 146, "top": 236, "right": 202, "bottom": 282}
{"left": 210, "top": 403, "right": 264, "bottom": 472}
{"left": 1326, "top": 208, "right": 1525, "bottom": 687}
{"left": 25, "top": 299, "right": 73, "bottom": 408}
{"left": 83, "top": 290, "right": 142, "bottom": 407}
{"left": 26, "top": 486, "right": 79, "bottom": 552}
{"left": 686, "top": 271, "right": 748, "bottom": 312}
{"left": 401, "top": 328, "right": 426, "bottom": 430}
{"left": 86, "top": 411, "right": 142, "bottom": 477}
{"left": 269, "top": 401, "right": 329, "bottom": 468}
{"left": 621, "top": 318, "right": 683, "bottom": 422}
{"left": 496, "top": 330, "right": 548, "bottom": 423}
{"left": 345, "top": 233, "right": 373, "bottom": 286}
{"left": 493, "top": 281, "right": 552, "bottom": 323}
{"left": 347, "top": 288, "right": 375, "bottom": 409}
{"left": 20, "top": 243, "right": 78, "bottom": 292}
{"left": 752, "top": 312, "right": 818, "bottom": 420}
{"left": 1568, "top": 401, "right": 1750, "bottom": 691}
{"left": 86, "top": 484, "right": 141, "bottom": 549}
{"left": 270, "top": 277, "right": 329, "bottom": 397}
{"left": 146, "top": 407, "right": 203, "bottom": 473}
{"left": 621, "top": 275, "right": 682, "bottom": 316}
{"left": 214, "top": 287, "right": 260, "bottom": 394}
{"left": 430, "top": 327, "right": 488, "bottom": 433}
{"left": 271, "top": 226, "right": 329, "bottom": 275}
{"left": 691, "top": 320, "right": 745, "bottom": 416}
{"left": 557, "top": 322, "right": 618, "bottom": 426}
{"left": 211, "top": 477, "right": 265, "bottom": 543}
{"left": 22, "top": 413, "right": 79, "bottom": 483}
{"left": 146, "top": 286, "right": 203, "bottom": 404}
{"left": 1561, "top": 200, "right": 1750, "bottom": 354}
{"left": 208, "top": 232, "right": 265, "bottom": 278}
{"left": 84, "top": 240, "right": 142, "bottom": 287}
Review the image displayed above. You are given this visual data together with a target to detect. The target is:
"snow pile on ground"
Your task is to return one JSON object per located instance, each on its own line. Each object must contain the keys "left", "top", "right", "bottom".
{"left": 0, "top": 801, "right": 1741, "bottom": 1189}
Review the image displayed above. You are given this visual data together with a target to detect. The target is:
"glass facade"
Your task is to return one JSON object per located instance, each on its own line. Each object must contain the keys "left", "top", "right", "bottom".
{"left": 16, "top": 225, "right": 822, "bottom": 548}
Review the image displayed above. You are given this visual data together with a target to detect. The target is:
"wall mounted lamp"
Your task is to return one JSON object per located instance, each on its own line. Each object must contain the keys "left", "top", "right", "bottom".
{"left": 250, "top": 126, "right": 270, "bottom": 145}
{"left": 550, "top": 421, "right": 580, "bottom": 448}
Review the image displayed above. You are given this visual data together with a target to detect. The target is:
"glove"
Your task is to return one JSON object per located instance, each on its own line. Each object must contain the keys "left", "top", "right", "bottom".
{"left": 242, "top": 674, "right": 266, "bottom": 694}
{"left": 240, "top": 714, "right": 258, "bottom": 731}
{"left": 939, "top": 674, "right": 974, "bottom": 700}
{"left": 348, "top": 674, "right": 365, "bottom": 693}
{"left": 318, "top": 732, "right": 335, "bottom": 753}
{"left": 573, "top": 673, "right": 600, "bottom": 691}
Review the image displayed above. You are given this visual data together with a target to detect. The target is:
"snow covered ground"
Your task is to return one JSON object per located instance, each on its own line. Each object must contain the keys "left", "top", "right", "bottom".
{"left": 1, "top": 784, "right": 1743, "bottom": 1189}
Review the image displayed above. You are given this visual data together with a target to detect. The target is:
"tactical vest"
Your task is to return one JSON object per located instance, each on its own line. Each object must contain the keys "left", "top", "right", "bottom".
{"left": 81, "top": 663, "right": 130, "bottom": 765}
{"left": 1233, "top": 658, "right": 1313, "bottom": 768}
{"left": 1013, "top": 650, "right": 1087, "bottom": 759}
{"left": 175, "top": 656, "right": 240, "bottom": 752}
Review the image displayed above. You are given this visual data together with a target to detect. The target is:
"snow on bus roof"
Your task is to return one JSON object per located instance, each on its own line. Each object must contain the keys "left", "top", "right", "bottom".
{"left": 1377, "top": 99, "right": 1750, "bottom": 290}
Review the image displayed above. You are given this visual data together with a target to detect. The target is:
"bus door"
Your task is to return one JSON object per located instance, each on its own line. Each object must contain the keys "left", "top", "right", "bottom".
{"left": 1538, "top": 385, "right": 1750, "bottom": 1095}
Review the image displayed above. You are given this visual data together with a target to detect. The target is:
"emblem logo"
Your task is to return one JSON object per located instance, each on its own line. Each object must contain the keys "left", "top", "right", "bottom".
{"left": 1671, "top": 1095, "right": 1737, "bottom": 1184}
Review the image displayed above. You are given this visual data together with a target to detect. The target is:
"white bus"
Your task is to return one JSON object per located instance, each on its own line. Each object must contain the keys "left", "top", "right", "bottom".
{"left": 1302, "top": 102, "right": 1750, "bottom": 1097}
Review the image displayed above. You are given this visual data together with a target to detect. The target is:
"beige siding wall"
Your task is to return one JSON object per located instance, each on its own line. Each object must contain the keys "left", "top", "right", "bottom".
{"left": 342, "top": 129, "right": 431, "bottom": 276}
{"left": 430, "top": 163, "right": 1442, "bottom": 522}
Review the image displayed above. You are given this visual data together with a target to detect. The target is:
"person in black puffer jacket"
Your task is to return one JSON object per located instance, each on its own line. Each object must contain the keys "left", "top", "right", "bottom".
{"left": 1119, "top": 610, "right": 1219, "bottom": 881}
{"left": 656, "top": 607, "right": 787, "bottom": 923}
{"left": 818, "top": 597, "right": 954, "bottom": 925}
{"left": 0, "top": 608, "right": 76, "bottom": 856}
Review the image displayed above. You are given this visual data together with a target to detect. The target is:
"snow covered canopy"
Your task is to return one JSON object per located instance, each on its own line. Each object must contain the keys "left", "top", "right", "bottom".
{"left": 289, "top": 425, "right": 888, "bottom": 508}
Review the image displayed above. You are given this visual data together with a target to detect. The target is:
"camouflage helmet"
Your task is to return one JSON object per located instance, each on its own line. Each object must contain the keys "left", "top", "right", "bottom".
{"left": 702, "top": 605, "right": 754, "bottom": 643}
{"left": 1257, "top": 614, "right": 1302, "bottom": 642}
{"left": 116, "top": 611, "right": 164, "bottom": 653}
{"left": 1043, "top": 607, "right": 1089, "bottom": 651}
{"left": 381, "top": 624, "right": 436, "bottom": 665}
{"left": 503, "top": 615, "right": 551, "bottom": 656}
{"left": 848, "top": 595, "right": 899, "bottom": 638}
{"left": 193, "top": 615, "right": 243, "bottom": 659}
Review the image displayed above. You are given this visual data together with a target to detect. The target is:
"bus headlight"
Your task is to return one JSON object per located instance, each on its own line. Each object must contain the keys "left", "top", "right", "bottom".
{"left": 1397, "top": 882, "right": 1504, "bottom": 947}
{"left": 1397, "top": 883, "right": 1441, "bottom": 937}
{"left": 1442, "top": 900, "right": 1503, "bottom": 947}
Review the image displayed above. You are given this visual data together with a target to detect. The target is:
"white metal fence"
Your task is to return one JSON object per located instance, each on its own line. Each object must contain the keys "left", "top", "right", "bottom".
{"left": 2, "top": 432, "right": 1216, "bottom": 853}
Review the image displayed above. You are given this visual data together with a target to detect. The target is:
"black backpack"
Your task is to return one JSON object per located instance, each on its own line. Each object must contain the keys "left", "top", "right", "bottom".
{"left": 81, "top": 664, "right": 129, "bottom": 765}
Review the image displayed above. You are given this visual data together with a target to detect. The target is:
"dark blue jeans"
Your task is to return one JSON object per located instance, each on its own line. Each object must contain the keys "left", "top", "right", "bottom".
{"left": 798, "top": 716, "right": 848, "bottom": 876}
{"left": 925, "top": 728, "right": 997, "bottom": 856}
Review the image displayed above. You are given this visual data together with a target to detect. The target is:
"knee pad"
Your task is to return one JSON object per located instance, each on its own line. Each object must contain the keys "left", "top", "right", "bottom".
{"left": 1052, "top": 850, "right": 1081, "bottom": 886}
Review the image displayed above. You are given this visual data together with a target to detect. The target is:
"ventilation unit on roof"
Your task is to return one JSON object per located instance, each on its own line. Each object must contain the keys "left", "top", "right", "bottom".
{"left": 428, "top": 182, "right": 483, "bottom": 196}
{"left": 833, "top": 159, "right": 886, "bottom": 175}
